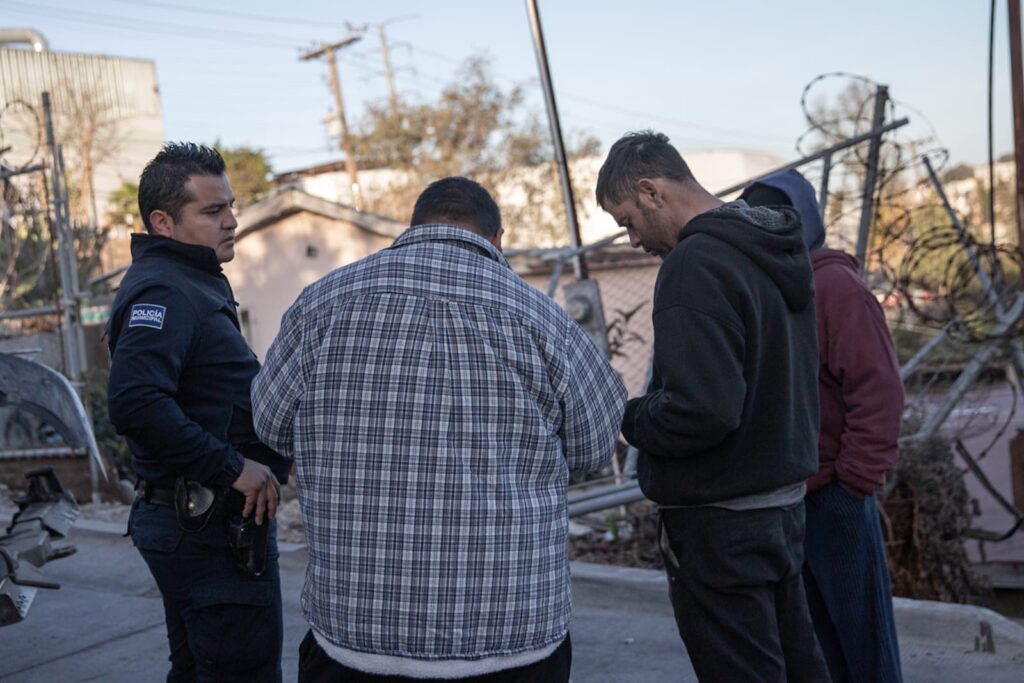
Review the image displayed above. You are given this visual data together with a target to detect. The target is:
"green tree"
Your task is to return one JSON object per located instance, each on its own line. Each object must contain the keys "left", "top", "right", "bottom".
{"left": 216, "top": 143, "right": 272, "bottom": 208}
{"left": 353, "top": 55, "right": 599, "bottom": 247}
{"left": 104, "top": 181, "right": 143, "bottom": 234}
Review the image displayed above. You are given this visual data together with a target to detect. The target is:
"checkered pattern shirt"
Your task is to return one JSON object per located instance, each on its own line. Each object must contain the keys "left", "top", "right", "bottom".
{"left": 252, "top": 224, "right": 625, "bottom": 661}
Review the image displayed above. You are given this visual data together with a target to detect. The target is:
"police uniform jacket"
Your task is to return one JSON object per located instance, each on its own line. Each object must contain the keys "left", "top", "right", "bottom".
{"left": 107, "top": 233, "right": 286, "bottom": 488}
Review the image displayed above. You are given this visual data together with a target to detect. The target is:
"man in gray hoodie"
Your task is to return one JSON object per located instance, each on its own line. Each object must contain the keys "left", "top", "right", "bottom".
{"left": 597, "top": 131, "right": 830, "bottom": 682}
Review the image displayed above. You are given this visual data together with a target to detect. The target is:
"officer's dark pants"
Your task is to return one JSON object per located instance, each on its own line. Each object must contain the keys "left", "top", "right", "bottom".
{"left": 297, "top": 630, "right": 571, "bottom": 683}
{"left": 659, "top": 503, "right": 832, "bottom": 683}
{"left": 128, "top": 499, "right": 283, "bottom": 683}
{"left": 803, "top": 483, "right": 903, "bottom": 683}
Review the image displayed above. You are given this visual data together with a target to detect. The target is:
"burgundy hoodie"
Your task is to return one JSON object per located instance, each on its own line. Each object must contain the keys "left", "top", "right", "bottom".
{"left": 809, "top": 249, "right": 903, "bottom": 496}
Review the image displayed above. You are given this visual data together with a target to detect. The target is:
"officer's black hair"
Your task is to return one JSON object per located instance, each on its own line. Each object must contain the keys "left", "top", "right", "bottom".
{"left": 410, "top": 176, "right": 502, "bottom": 239}
{"left": 596, "top": 130, "right": 696, "bottom": 207}
{"left": 138, "top": 142, "right": 226, "bottom": 233}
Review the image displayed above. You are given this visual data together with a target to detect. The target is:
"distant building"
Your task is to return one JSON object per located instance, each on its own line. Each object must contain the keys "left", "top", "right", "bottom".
{"left": 898, "top": 159, "right": 1019, "bottom": 246}
{"left": 0, "top": 38, "right": 165, "bottom": 271}
{"left": 273, "top": 149, "right": 787, "bottom": 248}
{"left": 240, "top": 149, "right": 786, "bottom": 366}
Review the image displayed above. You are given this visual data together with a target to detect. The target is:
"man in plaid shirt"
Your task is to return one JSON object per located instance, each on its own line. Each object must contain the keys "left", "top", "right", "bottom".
{"left": 252, "top": 177, "right": 625, "bottom": 681}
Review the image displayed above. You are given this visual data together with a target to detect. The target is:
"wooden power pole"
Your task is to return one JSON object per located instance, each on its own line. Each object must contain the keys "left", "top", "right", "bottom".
{"left": 378, "top": 25, "right": 400, "bottom": 118}
{"left": 301, "top": 36, "right": 364, "bottom": 210}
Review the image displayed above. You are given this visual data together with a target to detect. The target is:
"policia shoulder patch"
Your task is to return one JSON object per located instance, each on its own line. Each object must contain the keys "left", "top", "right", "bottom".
{"left": 129, "top": 303, "right": 166, "bottom": 330}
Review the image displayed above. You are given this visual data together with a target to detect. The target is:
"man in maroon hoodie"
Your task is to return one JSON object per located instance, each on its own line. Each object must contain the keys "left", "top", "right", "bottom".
{"left": 744, "top": 171, "right": 904, "bottom": 683}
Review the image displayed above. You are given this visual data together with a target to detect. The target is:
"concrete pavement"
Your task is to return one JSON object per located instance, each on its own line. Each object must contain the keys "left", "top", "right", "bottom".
{"left": 2, "top": 522, "right": 1023, "bottom": 682}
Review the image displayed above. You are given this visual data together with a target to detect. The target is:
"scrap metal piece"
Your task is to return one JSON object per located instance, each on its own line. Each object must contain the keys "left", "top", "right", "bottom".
{"left": 0, "top": 467, "right": 80, "bottom": 627}
{"left": 0, "top": 352, "right": 106, "bottom": 479}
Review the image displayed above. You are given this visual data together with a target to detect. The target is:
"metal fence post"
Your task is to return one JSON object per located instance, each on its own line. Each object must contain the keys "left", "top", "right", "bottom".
{"left": 818, "top": 152, "right": 832, "bottom": 221}
{"left": 42, "top": 92, "right": 99, "bottom": 503}
{"left": 855, "top": 85, "right": 889, "bottom": 275}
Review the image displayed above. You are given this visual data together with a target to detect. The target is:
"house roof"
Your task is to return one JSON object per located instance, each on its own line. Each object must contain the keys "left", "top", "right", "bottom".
{"left": 505, "top": 241, "right": 660, "bottom": 276}
{"left": 235, "top": 186, "right": 405, "bottom": 242}
{"left": 272, "top": 157, "right": 392, "bottom": 183}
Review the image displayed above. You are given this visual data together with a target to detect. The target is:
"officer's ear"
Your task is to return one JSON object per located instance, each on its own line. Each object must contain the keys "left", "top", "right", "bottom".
{"left": 149, "top": 209, "right": 175, "bottom": 238}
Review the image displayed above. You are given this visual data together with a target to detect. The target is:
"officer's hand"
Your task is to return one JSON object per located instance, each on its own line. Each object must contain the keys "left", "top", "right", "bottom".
{"left": 232, "top": 459, "right": 280, "bottom": 525}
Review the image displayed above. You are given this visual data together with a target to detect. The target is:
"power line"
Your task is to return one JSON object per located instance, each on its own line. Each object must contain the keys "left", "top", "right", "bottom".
{"left": 9, "top": 1, "right": 804, "bottom": 157}
{"left": 98, "top": 0, "right": 344, "bottom": 29}
{"left": 21, "top": 0, "right": 792, "bottom": 147}
{"left": 2, "top": 1, "right": 315, "bottom": 48}
{"left": 402, "top": 42, "right": 794, "bottom": 144}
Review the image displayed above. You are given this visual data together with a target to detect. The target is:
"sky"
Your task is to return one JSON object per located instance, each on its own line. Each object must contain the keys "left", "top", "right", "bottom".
{"left": 0, "top": 0, "right": 1014, "bottom": 175}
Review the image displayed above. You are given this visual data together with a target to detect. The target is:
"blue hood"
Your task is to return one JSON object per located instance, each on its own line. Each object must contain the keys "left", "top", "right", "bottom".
{"left": 740, "top": 169, "right": 825, "bottom": 252}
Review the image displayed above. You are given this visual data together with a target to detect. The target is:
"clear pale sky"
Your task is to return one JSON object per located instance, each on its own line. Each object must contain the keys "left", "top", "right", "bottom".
{"left": 1, "top": 0, "right": 1013, "bottom": 174}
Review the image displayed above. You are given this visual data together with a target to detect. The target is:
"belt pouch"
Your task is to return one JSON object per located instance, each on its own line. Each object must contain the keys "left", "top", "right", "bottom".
{"left": 174, "top": 477, "right": 219, "bottom": 532}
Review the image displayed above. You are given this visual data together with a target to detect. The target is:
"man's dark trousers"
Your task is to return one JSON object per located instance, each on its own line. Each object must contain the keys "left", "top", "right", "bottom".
{"left": 659, "top": 503, "right": 831, "bottom": 682}
{"left": 297, "top": 631, "right": 571, "bottom": 683}
{"left": 803, "top": 483, "right": 902, "bottom": 683}
{"left": 129, "top": 498, "right": 283, "bottom": 682}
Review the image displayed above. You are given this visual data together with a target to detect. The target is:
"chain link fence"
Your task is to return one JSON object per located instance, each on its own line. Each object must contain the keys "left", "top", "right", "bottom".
{"left": 510, "top": 238, "right": 657, "bottom": 397}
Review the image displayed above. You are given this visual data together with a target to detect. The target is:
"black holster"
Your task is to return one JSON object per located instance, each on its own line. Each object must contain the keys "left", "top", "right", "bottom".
{"left": 227, "top": 513, "right": 269, "bottom": 577}
{"left": 173, "top": 478, "right": 220, "bottom": 532}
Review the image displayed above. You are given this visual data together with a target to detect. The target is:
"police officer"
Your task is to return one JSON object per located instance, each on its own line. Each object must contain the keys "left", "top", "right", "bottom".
{"left": 107, "top": 142, "right": 289, "bottom": 682}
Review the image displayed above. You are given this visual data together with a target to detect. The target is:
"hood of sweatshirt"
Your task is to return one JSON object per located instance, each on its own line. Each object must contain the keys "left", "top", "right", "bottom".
{"left": 740, "top": 169, "right": 826, "bottom": 252}
{"left": 681, "top": 199, "right": 815, "bottom": 312}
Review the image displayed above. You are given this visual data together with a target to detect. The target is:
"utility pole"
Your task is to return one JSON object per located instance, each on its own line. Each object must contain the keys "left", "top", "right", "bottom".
{"left": 525, "top": 0, "right": 588, "bottom": 279}
{"left": 301, "top": 36, "right": 364, "bottom": 210}
{"left": 1008, "top": 0, "right": 1024, "bottom": 245}
{"left": 378, "top": 25, "right": 400, "bottom": 118}
{"left": 362, "top": 16, "right": 415, "bottom": 119}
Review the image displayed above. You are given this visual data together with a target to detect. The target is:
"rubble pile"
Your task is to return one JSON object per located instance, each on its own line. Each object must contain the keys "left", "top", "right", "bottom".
{"left": 882, "top": 435, "right": 990, "bottom": 604}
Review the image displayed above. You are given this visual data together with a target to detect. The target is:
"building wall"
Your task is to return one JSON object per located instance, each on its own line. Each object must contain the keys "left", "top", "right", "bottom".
{"left": 0, "top": 47, "right": 166, "bottom": 271}
{"left": 223, "top": 212, "right": 393, "bottom": 359}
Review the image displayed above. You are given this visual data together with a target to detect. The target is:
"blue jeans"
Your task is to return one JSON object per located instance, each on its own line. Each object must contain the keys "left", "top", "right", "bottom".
{"left": 803, "top": 482, "right": 902, "bottom": 683}
{"left": 129, "top": 498, "right": 283, "bottom": 683}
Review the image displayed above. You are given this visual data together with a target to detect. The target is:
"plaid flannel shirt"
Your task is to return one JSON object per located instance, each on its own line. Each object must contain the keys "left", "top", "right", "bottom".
{"left": 252, "top": 224, "right": 625, "bottom": 661}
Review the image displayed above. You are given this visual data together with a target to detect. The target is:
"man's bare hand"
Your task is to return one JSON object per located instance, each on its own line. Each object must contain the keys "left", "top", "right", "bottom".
{"left": 231, "top": 458, "right": 280, "bottom": 525}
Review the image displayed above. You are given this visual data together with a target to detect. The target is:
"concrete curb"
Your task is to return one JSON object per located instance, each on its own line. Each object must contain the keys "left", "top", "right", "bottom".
{"left": 569, "top": 561, "right": 1024, "bottom": 650}
{"left": 570, "top": 560, "right": 668, "bottom": 584}
{"left": 893, "top": 596, "right": 1024, "bottom": 647}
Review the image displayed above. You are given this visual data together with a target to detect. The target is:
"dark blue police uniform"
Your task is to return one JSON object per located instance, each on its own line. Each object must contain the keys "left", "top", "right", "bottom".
{"left": 108, "top": 233, "right": 289, "bottom": 682}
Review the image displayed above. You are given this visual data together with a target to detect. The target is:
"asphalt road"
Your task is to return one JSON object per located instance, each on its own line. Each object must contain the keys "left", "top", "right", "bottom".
{"left": 3, "top": 524, "right": 1024, "bottom": 682}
